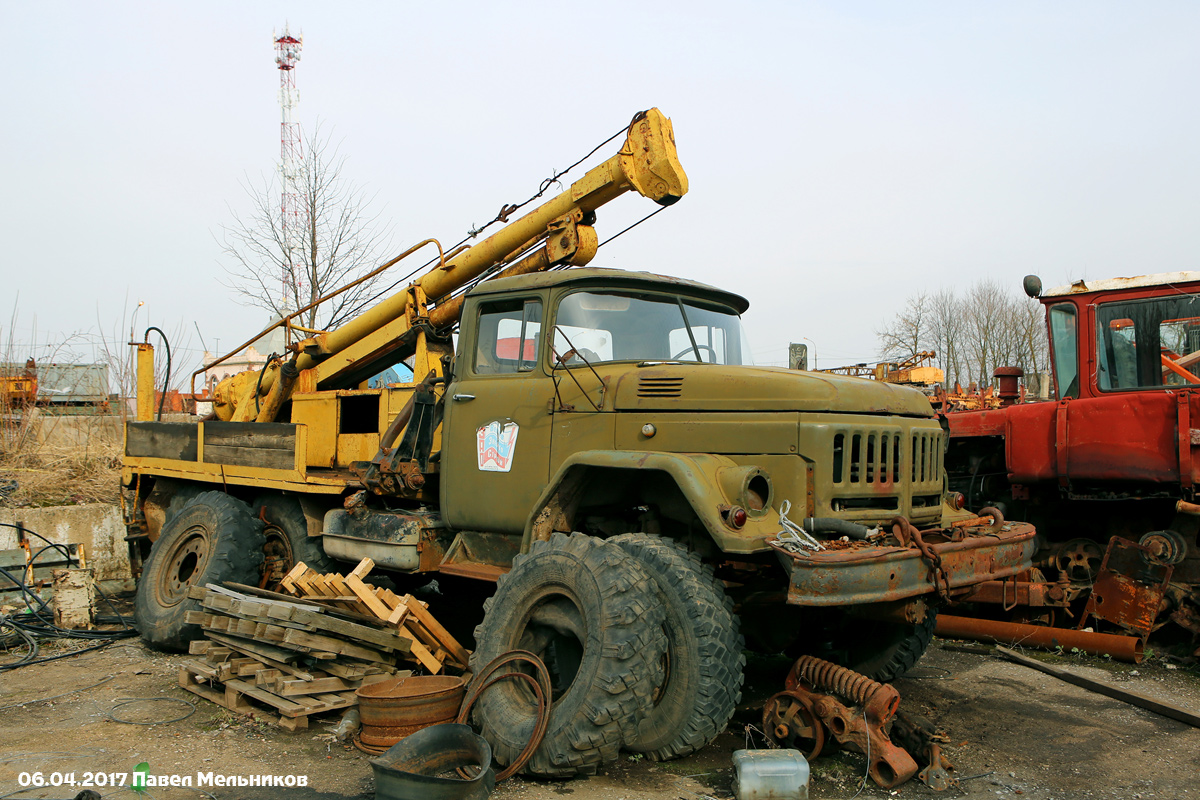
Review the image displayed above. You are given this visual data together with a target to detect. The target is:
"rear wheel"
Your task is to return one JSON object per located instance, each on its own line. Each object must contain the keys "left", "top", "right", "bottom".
{"left": 469, "top": 533, "right": 666, "bottom": 777}
{"left": 610, "top": 533, "right": 745, "bottom": 760}
{"left": 253, "top": 494, "right": 335, "bottom": 586}
{"left": 135, "top": 492, "right": 265, "bottom": 651}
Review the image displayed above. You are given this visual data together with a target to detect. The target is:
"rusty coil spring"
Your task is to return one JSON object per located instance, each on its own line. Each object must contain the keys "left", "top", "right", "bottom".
{"left": 791, "top": 655, "right": 890, "bottom": 707}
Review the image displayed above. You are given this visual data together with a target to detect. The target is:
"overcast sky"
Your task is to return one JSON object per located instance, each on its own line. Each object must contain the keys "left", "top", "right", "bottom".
{"left": 3, "top": 1, "right": 1199, "bottom": 379}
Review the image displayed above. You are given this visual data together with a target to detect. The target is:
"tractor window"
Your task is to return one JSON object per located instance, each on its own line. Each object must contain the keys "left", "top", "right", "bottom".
{"left": 553, "top": 290, "right": 752, "bottom": 366}
{"left": 474, "top": 298, "right": 543, "bottom": 375}
{"left": 1049, "top": 304, "right": 1079, "bottom": 399}
{"left": 1096, "top": 293, "right": 1200, "bottom": 390}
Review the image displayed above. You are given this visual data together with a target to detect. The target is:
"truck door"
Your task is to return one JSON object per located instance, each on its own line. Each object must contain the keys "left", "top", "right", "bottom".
{"left": 441, "top": 296, "right": 553, "bottom": 533}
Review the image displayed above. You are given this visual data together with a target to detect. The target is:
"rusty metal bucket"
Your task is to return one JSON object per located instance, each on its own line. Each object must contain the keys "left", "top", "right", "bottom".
{"left": 370, "top": 723, "right": 495, "bottom": 800}
{"left": 357, "top": 675, "right": 466, "bottom": 747}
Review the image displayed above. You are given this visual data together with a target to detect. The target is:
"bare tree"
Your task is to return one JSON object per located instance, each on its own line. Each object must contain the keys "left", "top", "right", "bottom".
{"left": 877, "top": 280, "right": 1050, "bottom": 390}
{"left": 927, "top": 287, "right": 965, "bottom": 387}
{"left": 219, "top": 126, "right": 393, "bottom": 331}
{"left": 961, "top": 280, "right": 1010, "bottom": 385}
{"left": 876, "top": 291, "right": 930, "bottom": 361}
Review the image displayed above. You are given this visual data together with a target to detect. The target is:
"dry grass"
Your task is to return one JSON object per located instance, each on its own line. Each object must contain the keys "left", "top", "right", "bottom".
{"left": 0, "top": 411, "right": 122, "bottom": 507}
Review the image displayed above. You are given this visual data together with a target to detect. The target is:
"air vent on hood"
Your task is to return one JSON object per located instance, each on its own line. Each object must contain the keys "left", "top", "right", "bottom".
{"left": 638, "top": 376, "right": 685, "bottom": 398}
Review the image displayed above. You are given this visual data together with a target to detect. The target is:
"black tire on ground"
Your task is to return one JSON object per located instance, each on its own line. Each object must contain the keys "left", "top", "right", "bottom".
{"left": 135, "top": 492, "right": 266, "bottom": 651}
{"left": 469, "top": 532, "right": 667, "bottom": 778}
{"left": 837, "top": 611, "right": 938, "bottom": 682}
{"left": 609, "top": 533, "right": 745, "bottom": 761}
{"left": 252, "top": 494, "right": 336, "bottom": 584}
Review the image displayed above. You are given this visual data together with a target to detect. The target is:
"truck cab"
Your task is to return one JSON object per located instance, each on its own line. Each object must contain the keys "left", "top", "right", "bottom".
{"left": 944, "top": 272, "right": 1200, "bottom": 638}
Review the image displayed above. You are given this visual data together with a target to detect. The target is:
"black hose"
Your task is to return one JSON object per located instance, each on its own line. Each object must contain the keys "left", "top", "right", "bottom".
{"left": 803, "top": 517, "right": 873, "bottom": 540}
{"left": 0, "top": 522, "right": 138, "bottom": 673}
{"left": 254, "top": 352, "right": 280, "bottom": 414}
{"left": 1, "top": 524, "right": 133, "bottom": 630}
{"left": 143, "top": 326, "right": 172, "bottom": 421}
{"left": 0, "top": 618, "right": 39, "bottom": 671}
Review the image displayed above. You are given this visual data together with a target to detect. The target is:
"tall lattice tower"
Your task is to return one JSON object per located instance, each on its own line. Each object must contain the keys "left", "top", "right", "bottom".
{"left": 274, "top": 25, "right": 303, "bottom": 312}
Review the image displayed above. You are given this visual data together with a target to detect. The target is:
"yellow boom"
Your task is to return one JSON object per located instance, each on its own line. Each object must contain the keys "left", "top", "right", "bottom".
{"left": 199, "top": 108, "right": 686, "bottom": 421}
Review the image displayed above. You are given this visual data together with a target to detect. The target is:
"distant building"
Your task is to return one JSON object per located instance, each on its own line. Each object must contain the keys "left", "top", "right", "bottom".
{"left": 200, "top": 326, "right": 288, "bottom": 396}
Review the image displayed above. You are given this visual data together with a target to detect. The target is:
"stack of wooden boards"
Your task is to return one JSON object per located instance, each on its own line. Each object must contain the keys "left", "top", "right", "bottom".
{"left": 177, "top": 561, "right": 468, "bottom": 731}
{"left": 279, "top": 558, "right": 470, "bottom": 674}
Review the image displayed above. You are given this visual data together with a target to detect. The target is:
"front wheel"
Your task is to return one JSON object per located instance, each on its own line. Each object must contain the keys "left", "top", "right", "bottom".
{"left": 469, "top": 533, "right": 666, "bottom": 778}
{"left": 135, "top": 492, "right": 265, "bottom": 651}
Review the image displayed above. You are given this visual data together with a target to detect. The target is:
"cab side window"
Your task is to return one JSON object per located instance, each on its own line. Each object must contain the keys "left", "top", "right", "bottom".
{"left": 473, "top": 298, "right": 543, "bottom": 375}
{"left": 1049, "top": 304, "right": 1079, "bottom": 399}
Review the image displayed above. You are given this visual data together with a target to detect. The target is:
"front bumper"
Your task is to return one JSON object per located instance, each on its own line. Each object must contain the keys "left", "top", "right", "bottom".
{"left": 775, "top": 522, "right": 1038, "bottom": 607}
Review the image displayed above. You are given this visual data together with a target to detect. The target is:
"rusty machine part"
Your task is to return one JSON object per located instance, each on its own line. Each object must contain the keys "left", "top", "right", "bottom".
{"left": 356, "top": 674, "right": 467, "bottom": 749}
{"left": 457, "top": 650, "right": 552, "bottom": 782}
{"left": 1139, "top": 530, "right": 1189, "bottom": 566}
{"left": 761, "top": 690, "right": 825, "bottom": 759}
{"left": 890, "top": 711, "right": 956, "bottom": 791}
{"left": 764, "top": 655, "right": 918, "bottom": 789}
{"left": 935, "top": 614, "right": 1145, "bottom": 663}
{"left": 1078, "top": 536, "right": 1174, "bottom": 640}
{"left": 1053, "top": 538, "right": 1106, "bottom": 584}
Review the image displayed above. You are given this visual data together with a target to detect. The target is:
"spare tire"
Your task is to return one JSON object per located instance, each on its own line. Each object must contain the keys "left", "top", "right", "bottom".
{"left": 469, "top": 533, "right": 666, "bottom": 778}
{"left": 610, "top": 533, "right": 745, "bottom": 760}
{"left": 135, "top": 492, "right": 265, "bottom": 651}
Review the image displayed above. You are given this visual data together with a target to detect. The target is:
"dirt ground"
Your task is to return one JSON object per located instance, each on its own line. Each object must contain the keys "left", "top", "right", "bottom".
{"left": 1, "top": 635, "right": 1198, "bottom": 800}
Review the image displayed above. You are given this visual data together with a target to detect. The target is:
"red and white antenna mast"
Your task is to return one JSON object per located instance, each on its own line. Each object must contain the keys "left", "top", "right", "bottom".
{"left": 274, "top": 25, "right": 303, "bottom": 312}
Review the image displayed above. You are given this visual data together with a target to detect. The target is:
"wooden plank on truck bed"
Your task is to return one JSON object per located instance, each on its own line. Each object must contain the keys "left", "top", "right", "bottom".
{"left": 126, "top": 422, "right": 198, "bottom": 461}
{"left": 202, "top": 423, "right": 297, "bottom": 470}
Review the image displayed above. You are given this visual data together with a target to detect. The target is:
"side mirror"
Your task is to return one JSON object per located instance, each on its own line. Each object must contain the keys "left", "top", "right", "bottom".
{"left": 1023, "top": 275, "right": 1043, "bottom": 298}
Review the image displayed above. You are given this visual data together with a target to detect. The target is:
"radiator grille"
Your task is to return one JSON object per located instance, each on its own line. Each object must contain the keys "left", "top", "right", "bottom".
{"left": 831, "top": 428, "right": 943, "bottom": 487}
{"left": 911, "top": 431, "right": 942, "bottom": 484}
{"left": 832, "top": 429, "right": 902, "bottom": 485}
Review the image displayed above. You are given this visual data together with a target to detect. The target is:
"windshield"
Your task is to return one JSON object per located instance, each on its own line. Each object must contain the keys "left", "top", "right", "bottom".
{"left": 552, "top": 290, "right": 753, "bottom": 366}
{"left": 1096, "top": 293, "right": 1200, "bottom": 390}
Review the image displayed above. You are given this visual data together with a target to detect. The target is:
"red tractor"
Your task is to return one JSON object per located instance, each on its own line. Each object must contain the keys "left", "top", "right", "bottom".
{"left": 944, "top": 272, "right": 1200, "bottom": 647}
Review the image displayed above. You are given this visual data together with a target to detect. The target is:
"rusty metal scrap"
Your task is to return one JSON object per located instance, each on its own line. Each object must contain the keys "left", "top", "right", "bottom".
{"left": 935, "top": 614, "right": 1145, "bottom": 663}
{"left": 962, "top": 574, "right": 1072, "bottom": 608}
{"left": 891, "top": 711, "right": 956, "bottom": 791}
{"left": 1077, "top": 537, "right": 1173, "bottom": 640}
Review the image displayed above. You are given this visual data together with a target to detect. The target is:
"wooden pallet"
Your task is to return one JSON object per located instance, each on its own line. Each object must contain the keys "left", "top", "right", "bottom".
{"left": 179, "top": 639, "right": 401, "bottom": 731}
{"left": 280, "top": 558, "right": 470, "bottom": 673}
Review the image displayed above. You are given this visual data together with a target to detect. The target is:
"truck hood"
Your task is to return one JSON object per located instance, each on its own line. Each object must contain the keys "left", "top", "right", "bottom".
{"left": 612, "top": 365, "right": 935, "bottom": 416}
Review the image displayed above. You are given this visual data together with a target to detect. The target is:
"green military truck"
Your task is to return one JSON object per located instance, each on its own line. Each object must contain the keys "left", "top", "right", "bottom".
{"left": 122, "top": 109, "right": 1035, "bottom": 776}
